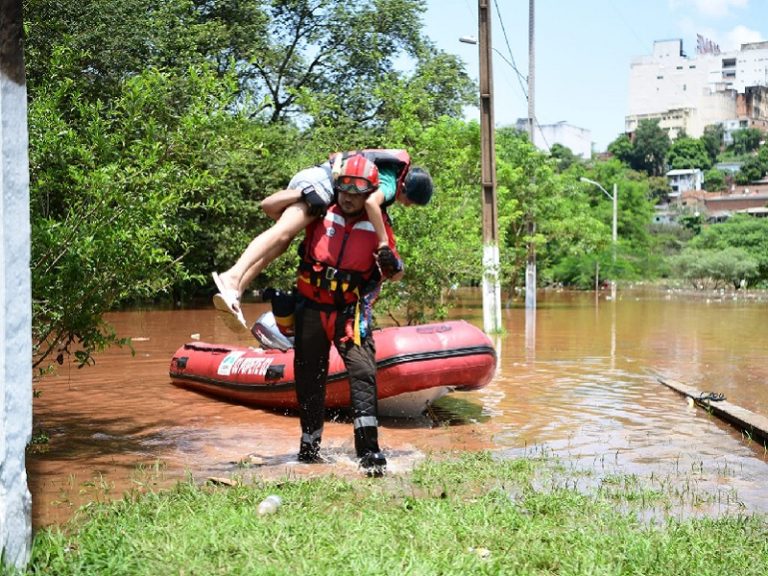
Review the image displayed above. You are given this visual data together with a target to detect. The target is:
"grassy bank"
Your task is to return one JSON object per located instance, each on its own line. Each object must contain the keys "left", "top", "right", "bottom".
{"left": 20, "top": 452, "right": 768, "bottom": 575}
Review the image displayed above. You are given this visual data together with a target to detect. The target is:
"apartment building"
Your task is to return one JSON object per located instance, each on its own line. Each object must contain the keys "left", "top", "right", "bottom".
{"left": 625, "top": 38, "right": 768, "bottom": 140}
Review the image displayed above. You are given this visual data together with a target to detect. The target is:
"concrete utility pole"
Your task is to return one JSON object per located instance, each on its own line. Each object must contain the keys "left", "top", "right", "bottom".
{"left": 477, "top": 0, "right": 502, "bottom": 334}
{"left": 0, "top": 0, "right": 33, "bottom": 568}
{"left": 524, "top": 0, "right": 536, "bottom": 310}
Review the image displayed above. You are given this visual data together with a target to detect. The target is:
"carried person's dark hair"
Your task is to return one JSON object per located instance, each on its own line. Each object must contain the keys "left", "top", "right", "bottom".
{"left": 403, "top": 167, "right": 433, "bottom": 205}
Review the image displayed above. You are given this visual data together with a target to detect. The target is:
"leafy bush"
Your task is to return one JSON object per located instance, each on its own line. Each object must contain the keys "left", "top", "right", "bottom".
{"left": 669, "top": 248, "right": 759, "bottom": 289}
{"left": 688, "top": 215, "right": 768, "bottom": 281}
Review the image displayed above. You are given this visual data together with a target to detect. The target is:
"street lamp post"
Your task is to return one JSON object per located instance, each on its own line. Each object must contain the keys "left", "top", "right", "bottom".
{"left": 460, "top": 37, "right": 518, "bottom": 71}
{"left": 580, "top": 177, "right": 618, "bottom": 288}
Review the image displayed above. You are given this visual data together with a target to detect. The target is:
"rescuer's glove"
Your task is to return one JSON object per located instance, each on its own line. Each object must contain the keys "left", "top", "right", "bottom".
{"left": 375, "top": 245, "right": 401, "bottom": 279}
{"left": 301, "top": 185, "right": 329, "bottom": 217}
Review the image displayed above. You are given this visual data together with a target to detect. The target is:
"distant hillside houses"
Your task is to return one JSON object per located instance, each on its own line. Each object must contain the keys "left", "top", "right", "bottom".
{"left": 667, "top": 168, "right": 703, "bottom": 198}
{"left": 714, "top": 161, "right": 742, "bottom": 174}
{"left": 626, "top": 38, "right": 768, "bottom": 142}
{"left": 680, "top": 186, "right": 768, "bottom": 222}
{"left": 658, "top": 165, "right": 768, "bottom": 224}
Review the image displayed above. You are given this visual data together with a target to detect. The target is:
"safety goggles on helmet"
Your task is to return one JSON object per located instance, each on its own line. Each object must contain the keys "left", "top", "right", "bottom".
{"left": 335, "top": 175, "right": 377, "bottom": 195}
{"left": 334, "top": 153, "right": 380, "bottom": 195}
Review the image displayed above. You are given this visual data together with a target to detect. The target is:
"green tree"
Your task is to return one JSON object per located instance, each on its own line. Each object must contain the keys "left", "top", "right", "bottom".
{"left": 24, "top": 0, "right": 220, "bottom": 99}
{"left": 678, "top": 213, "right": 703, "bottom": 235}
{"left": 758, "top": 143, "right": 768, "bottom": 166}
{"left": 24, "top": 0, "right": 479, "bottom": 366}
{"left": 549, "top": 143, "right": 581, "bottom": 172}
{"left": 735, "top": 154, "right": 767, "bottom": 184}
{"left": 701, "top": 124, "right": 724, "bottom": 163}
{"left": 234, "top": 0, "right": 468, "bottom": 125}
{"left": 631, "top": 119, "right": 671, "bottom": 177}
{"left": 27, "top": 50, "right": 317, "bottom": 371}
{"left": 596, "top": 162, "right": 661, "bottom": 276}
{"left": 374, "top": 118, "right": 484, "bottom": 324}
{"left": 703, "top": 168, "right": 726, "bottom": 192}
{"left": 647, "top": 175, "right": 672, "bottom": 203}
{"left": 25, "top": 0, "right": 474, "bottom": 129}
{"left": 607, "top": 133, "right": 633, "bottom": 166}
{"left": 729, "top": 127, "right": 762, "bottom": 155}
{"left": 494, "top": 128, "right": 563, "bottom": 291}
{"left": 29, "top": 58, "right": 235, "bottom": 369}
{"left": 666, "top": 136, "right": 711, "bottom": 170}
{"left": 587, "top": 161, "right": 656, "bottom": 249}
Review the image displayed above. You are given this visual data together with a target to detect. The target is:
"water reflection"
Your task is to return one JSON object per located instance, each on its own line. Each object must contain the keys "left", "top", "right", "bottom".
{"left": 493, "top": 288, "right": 768, "bottom": 517}
{"left": 28, "top": 287, "right": 768, "bottom": 526}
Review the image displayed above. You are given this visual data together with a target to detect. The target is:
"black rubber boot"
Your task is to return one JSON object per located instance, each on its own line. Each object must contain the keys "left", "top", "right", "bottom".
{"left": 297, "top": 442, "right": 326, "bottom": 464}
{"left": 359, "top": 451, "right": 387, "bottom": 477}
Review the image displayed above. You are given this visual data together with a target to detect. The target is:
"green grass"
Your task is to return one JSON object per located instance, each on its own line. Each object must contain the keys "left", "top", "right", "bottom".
{"left": 19, "top": 452, "right": 768, "bottom": 575}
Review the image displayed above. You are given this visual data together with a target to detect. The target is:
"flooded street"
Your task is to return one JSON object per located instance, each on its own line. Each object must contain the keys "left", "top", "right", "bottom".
{"left": 28, "top": 287, "right": 768, "bottom": 527}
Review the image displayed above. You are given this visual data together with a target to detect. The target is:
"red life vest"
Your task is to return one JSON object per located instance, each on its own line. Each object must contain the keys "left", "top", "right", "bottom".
{"left": 330, "top": 149, "right": 411, "bottom": 208}
{"left": 297, "top": 204, "right": 392, "bottom": 306}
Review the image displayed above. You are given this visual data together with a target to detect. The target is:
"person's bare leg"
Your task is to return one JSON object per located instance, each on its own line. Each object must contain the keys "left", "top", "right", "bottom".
{"left": 217, "top": 202, "right": 315, "bottom": 298}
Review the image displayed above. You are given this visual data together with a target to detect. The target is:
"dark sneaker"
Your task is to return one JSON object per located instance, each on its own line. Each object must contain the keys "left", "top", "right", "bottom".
{"left": 359, "top": 451, "right": 387, "bottom": 477}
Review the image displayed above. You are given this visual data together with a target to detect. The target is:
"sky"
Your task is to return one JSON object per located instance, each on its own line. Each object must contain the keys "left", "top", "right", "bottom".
{"left": 423, "top": 0, "right": 768, "bottom": 152}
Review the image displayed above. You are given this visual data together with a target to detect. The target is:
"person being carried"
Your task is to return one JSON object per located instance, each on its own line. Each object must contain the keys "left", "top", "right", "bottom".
{"left": 211, "top": 149, "right": 432, "bottom": 332}
{"left": 285, "top": 154, "right": 403, "bottom": 476}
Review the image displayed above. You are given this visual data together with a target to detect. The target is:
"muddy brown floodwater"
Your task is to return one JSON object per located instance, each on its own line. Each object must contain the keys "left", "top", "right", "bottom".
{"left": 28, "top": 287, "right": 768, "bottom": 527}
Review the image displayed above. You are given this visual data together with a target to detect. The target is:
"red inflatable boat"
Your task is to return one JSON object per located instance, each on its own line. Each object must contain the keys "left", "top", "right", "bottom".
{"left": 169, "top": 320, "right": 496, "bottom": 416}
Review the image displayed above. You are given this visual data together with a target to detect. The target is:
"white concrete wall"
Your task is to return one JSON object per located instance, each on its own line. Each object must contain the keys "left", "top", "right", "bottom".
{"left": 697, "top": 90, "right": 738, "bottom": 133}
{"left": 536, "top": 122, "right": 592, "bottom": 158}
{"left": 735, "top": 42, "right": 768, "bottom": 92}
{"left": 628, "top": 40, "right": 716, "bottom": 117}
{"left": 515, "top": 119, "right": 593, "bottom": 158}
{"left": 0, "top": 0, "right": 33, "bottom": 567}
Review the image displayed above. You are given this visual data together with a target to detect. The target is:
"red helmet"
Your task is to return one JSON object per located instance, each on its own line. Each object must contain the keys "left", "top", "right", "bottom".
{"left": 335, "top": 154, "right": 380, "bottom": 195}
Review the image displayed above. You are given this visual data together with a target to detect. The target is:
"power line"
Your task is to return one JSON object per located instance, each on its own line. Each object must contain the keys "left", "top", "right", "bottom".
{"left": 492, "top": 0, "right": 528, "bottom": 99}
{"left": 491, "top": 0, "right": 551, "bottom": 152}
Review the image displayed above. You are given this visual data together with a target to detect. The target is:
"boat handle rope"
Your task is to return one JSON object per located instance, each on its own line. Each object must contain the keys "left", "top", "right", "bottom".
{"left": 699, "top": 391, "right": 726, "bottom": 402}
